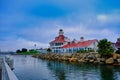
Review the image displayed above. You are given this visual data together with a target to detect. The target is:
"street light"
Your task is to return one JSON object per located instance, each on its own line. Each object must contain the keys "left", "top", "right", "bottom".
{"left": 34, "top": 44, "right": 36, "bottom": 50}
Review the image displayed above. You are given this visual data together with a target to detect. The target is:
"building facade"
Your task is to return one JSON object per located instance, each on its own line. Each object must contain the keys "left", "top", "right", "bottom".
{"left": 112, "top": 37, "right": 120, "bottom": 51}
{"left": 50, "top": 29, "right": 98, "bottom": 53}
{"left": 50, "top": 29, "right": 70, "bottom": 53}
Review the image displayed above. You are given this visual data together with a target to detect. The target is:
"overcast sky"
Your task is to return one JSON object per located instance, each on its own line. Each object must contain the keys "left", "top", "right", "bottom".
{"left": 0, "top": 0, "right": 120, "bottom": 51}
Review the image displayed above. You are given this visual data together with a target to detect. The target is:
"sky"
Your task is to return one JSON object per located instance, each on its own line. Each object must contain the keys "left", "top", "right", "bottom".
{"left": 0, "top": 0, "right": 120, "bottom": 51}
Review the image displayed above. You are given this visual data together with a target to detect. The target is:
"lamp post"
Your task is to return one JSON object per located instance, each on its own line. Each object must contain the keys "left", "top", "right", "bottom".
{"left": 34, "top": 44, "right": 36, "bottom": 50}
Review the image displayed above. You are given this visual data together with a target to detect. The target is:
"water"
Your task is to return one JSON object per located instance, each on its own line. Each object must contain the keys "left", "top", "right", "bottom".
{"left": 12, "top": 55, "right": 120, "bottom": 80}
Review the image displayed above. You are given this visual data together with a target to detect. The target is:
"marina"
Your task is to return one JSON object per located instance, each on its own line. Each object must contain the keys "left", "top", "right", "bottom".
{"left": 12, "top": 55, "right": 120, "bottom": 80}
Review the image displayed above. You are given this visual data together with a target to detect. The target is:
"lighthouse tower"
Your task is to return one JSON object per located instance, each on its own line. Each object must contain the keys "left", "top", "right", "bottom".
{"left": 59, "top": 29, "right": 64, "bottom": 35}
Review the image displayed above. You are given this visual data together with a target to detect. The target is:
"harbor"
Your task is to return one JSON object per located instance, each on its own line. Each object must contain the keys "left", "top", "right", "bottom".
{"left": 1, "top": 0, "right": 120, "bottom": 80}
{"left": 13, "top": 55, "right": 120, "bottom": 80}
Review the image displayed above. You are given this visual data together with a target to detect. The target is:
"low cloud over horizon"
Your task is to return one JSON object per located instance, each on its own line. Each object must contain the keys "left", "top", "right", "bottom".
{"left": 0, "top": 0, "right": 120, "bottom": 51}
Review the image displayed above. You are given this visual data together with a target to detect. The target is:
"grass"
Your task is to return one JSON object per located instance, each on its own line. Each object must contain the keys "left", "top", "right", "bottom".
{"left": 17, "top": 50, "right": 39, "bottom": 55}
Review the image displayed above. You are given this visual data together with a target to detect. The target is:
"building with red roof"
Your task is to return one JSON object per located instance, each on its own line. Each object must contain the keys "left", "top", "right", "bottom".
{"left": 50, "top": 29, "right": 98, "bottom": 53}
{"left": 49, "top": 29, "right": 70, "bottom": 53}
{"left": 62, "top": 38, "right": 98, "bottom": 53}
{"left": 116, "top": 38, "right": 120, "bottom": 48}
{"left": 112, "top": 37, "right": 120, "bottom": 51}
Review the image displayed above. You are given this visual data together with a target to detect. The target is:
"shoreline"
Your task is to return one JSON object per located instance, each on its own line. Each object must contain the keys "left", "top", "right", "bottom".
{"left": 32, "top": 53, "right": 120, "bottom": 66}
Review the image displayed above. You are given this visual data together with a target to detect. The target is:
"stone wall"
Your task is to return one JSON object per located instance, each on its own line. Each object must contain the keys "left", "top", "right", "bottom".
{"left": 33, "top": 53, "right": 120, "bottom": 65}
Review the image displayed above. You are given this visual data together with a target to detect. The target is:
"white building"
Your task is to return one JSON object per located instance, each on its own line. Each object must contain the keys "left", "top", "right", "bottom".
{"left": 50, "top": 29, "right": 98, "bottom": 53}
{"left": 112, "top": 37, "right": 120, "bottom": 51}
{"left": 49, "top": 29, "right": 70, "bottom": 53}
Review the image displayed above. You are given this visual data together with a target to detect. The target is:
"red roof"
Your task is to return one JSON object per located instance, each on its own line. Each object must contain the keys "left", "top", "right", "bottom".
{"left": 62, "top": 40, "right": 97, "bottom": 48}
{"left": 50, "top": 35, "right": 66, "bottom": 43}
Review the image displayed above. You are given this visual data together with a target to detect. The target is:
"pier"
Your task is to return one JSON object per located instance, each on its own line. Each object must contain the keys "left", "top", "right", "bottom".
{"left": 0, "top": 55, "right": 18, "bottom": 80}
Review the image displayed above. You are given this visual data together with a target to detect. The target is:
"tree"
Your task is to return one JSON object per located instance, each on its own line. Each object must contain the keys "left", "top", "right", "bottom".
{"left": 16, "top": 49, "right": 21, "bottom": 53}
{"left": 98, "top": 39, "right": 114, "bottom": 57}
{"left": 21, "top": 48, "right": 27, "bottom": 52}
{"left": 116, "top": 48, "right": 120, "bottom": 54}
{"left": 47, "top": 48, "right": 52, "bottom": 53}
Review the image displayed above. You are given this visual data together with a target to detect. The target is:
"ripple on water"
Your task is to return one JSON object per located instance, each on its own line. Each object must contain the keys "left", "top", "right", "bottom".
{"left": 12, "top": 55, "right": 120, "bottom": 80}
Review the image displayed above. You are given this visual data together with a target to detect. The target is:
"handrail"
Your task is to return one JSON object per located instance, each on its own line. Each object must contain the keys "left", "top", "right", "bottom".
{"left": 2, "top": 58, "right": 19, "bottom": 80}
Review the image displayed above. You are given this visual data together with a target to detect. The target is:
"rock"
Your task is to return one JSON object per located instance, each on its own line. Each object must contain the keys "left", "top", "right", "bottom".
{"left": 95, "top": 54, "right": 101, "bottom": 58}
{"left": 82, "top": 54, "right": 87, "bottom": 58}
{"left": 113, "top": 54, "right": 117, "bottom": 59}
{"left": 69, "top": 58, "right": 78, "bottom": 62}
{"left": 96, "top": 58, "right": 101, "bottom": 63}
{"left": 79, "top": 54, "right": 83, "bottom": 58}
{"left": 101, "top": 58, "right": 105, "bottom": 62}
{"left": 118, "top": 54, "right": 120, "bottom": 58}
{"left": 88, "top": 54, "right": 93, "bottom": 59}
{"left": 78, "top": 59, "right": 85, "bottom": 63}
{"left": 117, "top": 59, "right": 120, "bottom": 63}
{"left": 71, "top": 54, "right": 77, "bottom": 58}
{"left": 113, "top": 54, "right": 120, "bottom": 59}
{"left": 113, "top": 63, "right": 120, "bottom": 66}
{"left": 105, "top": 57, "right": 114, "bottom": 64}
{"left": 89, "top": 59, "right": 94, "bottom": 63}
{"left": 94, "top": 61, "right": 98, "bottom": 64}
{"left": 84, "top": 58, "right": 89, "bottom": 62}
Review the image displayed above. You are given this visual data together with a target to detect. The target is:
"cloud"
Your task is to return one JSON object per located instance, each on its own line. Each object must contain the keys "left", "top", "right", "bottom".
{"left": 1, "top": 0, "right": 120, "bottom": 51}
{"left": 0, "top": 25, "right": 117, "bottom": 52}
{"left": 0, "top": 38, "right": 49, "bottom": 51}
{"left": 96, "top": 13, "right": 120, "bottom": 24}
{"left": 97, "top": 14, "right": 108, "bottom": 23}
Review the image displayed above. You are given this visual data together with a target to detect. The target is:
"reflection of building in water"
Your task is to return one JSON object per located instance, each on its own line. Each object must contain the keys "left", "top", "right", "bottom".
{"left": 47, "top": 61, "right": 67, "bottom": 80}
{"left": 47, "top": 61, "right": 100, "bottom": 80}
{"left": 50, "top": 29, "right": 98, "bottom": 53}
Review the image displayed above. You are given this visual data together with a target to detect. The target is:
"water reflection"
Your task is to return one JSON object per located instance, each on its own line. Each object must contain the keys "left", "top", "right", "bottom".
{"left": 47, "top": 61, "right": 67, "bottom": 80}
{"left": 47, "top": 61, "right": 101, "bottom": 80}
{"left": 100, "top": 65, "right": 120, "bottom": 80}
{"left": 12, "top": 55, "right": 120, "bottom": 80}
{"left": 46, "top": 60, "right": 120, "bottom": 80}
{"left": 100, "top": 65, "right": 118, "bottom": 80}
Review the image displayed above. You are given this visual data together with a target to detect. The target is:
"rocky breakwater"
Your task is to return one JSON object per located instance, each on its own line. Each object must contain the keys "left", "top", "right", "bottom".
{"left": 32, "top": 53, "right": 120, "bottom": 65}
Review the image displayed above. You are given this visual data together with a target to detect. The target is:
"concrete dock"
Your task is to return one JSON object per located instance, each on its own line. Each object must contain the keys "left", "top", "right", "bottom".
{"left": 0, "top": 55, "right": 18, "bottom": 80}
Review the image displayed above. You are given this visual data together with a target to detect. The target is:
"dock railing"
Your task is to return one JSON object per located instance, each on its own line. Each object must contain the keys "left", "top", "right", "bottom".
{"left": 2, "top": 57, "right": 19, "bottom": 80}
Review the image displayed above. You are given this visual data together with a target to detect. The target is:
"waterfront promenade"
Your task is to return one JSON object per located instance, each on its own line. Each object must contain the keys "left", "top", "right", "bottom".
{"left": 0, "top": 55, "right": 18, "bottom": 80}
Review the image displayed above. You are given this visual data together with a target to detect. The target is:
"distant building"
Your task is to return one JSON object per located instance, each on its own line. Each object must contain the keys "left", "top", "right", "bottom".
{"left": 50, "top": 29, "right": 98, "bottom": 53}
{"left": 37, "top": 48, "right": 47, "bottom": 53}
{"left": 112, "top": 37, "right": 120, "bottom": 51}
{"left": 116, "top": 37, "right": 120, "bottom": 48}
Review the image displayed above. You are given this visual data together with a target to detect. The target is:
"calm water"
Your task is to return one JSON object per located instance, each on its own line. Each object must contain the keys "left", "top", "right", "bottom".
{"left": 11, "top": 55, "right": 120, "bottom": 80}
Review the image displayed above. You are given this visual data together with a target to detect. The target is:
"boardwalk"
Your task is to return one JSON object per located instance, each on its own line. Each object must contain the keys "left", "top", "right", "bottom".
{"left": 0, "top": 55, "right": 18, "bottom": 80}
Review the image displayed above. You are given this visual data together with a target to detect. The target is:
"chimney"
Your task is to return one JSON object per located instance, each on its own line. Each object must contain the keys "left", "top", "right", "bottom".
{"left": 72, "top": 39, "right": 77, "bottom": 43}
{"left": 68, "top": 42, "right": 70, "bottom": 45}
{"left": 80, "top": 37, "right": 84, "bottom": 42}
